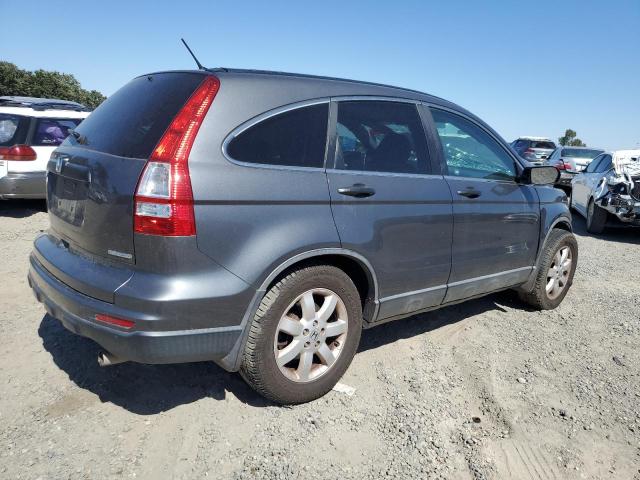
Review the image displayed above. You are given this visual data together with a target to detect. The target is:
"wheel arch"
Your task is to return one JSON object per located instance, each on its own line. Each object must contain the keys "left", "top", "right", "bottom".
{"left": 218, "top": 248, "right": 379, "bottom": 372}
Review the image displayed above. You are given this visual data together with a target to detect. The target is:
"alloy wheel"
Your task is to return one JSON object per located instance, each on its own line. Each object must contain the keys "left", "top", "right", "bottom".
{"left": 273, "top": 288, "right": 348, "bottom": 383}
{"left": 546, "top": 246, "right": 572, "bottom": 300}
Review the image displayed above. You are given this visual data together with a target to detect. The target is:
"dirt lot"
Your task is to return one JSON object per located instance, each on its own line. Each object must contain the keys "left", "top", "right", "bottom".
{"left": 0, "top": 199, "right": 638, "bottom": 480}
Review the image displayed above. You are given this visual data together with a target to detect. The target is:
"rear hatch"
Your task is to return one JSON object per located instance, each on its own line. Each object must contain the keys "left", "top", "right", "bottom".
{"left": 47, "top": 72, "right": 206, "bottom": 264}
{"left": 529, "top": 141, "right": 556, "bottom": 160}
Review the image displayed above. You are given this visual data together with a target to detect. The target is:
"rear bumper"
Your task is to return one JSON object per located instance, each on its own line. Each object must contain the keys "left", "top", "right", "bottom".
{"left": 0, "top": 171, "right": 46, "bottom": 199}
{"left": 28, "top": 244, "right": 253, "bottom": 369}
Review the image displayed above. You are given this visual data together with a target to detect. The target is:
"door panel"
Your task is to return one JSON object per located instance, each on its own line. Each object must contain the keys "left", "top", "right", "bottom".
{"left": 327, "top": 100, "right": 453, "bottom": 321}
{"left": 428, "top": 108, "right": 540, "bottom": 303}
{"left": 443, "top": 177, "right": 539, "bottom": 302}
{"left": 328, "top": 171, "right": 453, "bottom": 318}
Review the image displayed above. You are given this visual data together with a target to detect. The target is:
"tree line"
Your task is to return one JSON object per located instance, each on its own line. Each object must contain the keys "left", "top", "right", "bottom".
{"left": 0, "top": 61, "right": 106, "bottom": 109}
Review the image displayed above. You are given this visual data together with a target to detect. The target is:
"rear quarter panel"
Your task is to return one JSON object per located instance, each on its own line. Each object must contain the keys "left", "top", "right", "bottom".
{"left": 188, "top": 80, "right": 341, "bottom": 287}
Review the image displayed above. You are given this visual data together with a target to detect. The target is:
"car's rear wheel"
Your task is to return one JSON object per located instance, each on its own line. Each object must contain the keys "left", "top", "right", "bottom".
{"left": 518, "top": 229, "right": 578, "bottom": 310}
{"left": 240, "top": 265, "right": 362, "bottom": 404}
{"left": 586, "top": 198, "right": 607, "bottom": 234}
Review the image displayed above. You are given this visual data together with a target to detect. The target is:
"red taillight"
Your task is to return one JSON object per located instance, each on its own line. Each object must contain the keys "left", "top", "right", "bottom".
{"left": 0, "top": 144, "right": 37, "bottom": 161}
{"left": 95, "top": 314, "right": 135, "bottom": 329}
{"left": 134, "top": 75, "right": 220, "bottom": 236}
{"left": 554, "top": 159, "right": 568, "bottom": 170}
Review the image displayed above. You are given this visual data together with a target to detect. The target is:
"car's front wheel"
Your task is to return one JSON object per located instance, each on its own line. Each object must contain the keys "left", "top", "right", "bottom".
{"left": 586, "top": 198, "right": 607, "bottom": 234}
{"left": 518, "top": 229, "right": 578, "bottom": 310}
{"left": 240, "top": 264, "right": 362, "bottom": 404}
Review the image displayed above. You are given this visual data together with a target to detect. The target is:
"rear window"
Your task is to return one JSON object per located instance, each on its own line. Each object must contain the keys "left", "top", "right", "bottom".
{"left": 530, "top": 141, "right": 555, "bottom": 149}
{"left": 561, "top": 148, "right": 603, "bottom": 159}
{"left": 227, "top": 104, "right": 329, "bottom": 168}
{"left": 33, "top": 118, "right": 83, "bottom": 146}
{"left": 63, "top": 72, "right": 206, "bottom": 158}
{"left": 0, "top": 114, "right": 30, "bottom": 147}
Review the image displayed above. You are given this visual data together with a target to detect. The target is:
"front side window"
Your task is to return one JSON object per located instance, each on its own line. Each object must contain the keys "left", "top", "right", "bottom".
{"left": 227, "top": 104, "right": 328, "bottom": 168}
{"left": 33, "top": 118, "right": 82, "bottom": 146}
{"left": 585, "top": 154, "right": 604, "bottom": 173}
{"left": 430, "top": 109, "right": 516, "bottom": 180}
{"left": 335, "top": 101, "right": 429, "bottom": 174}
{"left": 595, "top": 154, "right": 613, "bottom": 173}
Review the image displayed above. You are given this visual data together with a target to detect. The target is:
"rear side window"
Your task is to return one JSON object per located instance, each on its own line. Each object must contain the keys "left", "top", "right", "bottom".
{"left": 335, "top": 101, "right": 429, "bottom": 174}
{"left": 227, "top": 104, "right": 328, "bottom": 168}
{"left": 431, "top": 108, "right": 516, "bottom": 180}
{"left": 63, "top": 72, "right": 206, "bottom": 158}
{"left": 32, "top": 118, "right": 82, "bottom": 146}
{"left": 0, "top": 114, "right": 29, "bottom": 146}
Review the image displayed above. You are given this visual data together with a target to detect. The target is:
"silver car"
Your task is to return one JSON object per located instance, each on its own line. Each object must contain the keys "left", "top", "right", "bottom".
{"left": 511, "top": 137, "right": 556, "bottom": 163}
{"left": 546, "top": 146, "right": 604, "bottom": 188}
{"left": 571, "top": 150, "right": 640, "bottom": 233}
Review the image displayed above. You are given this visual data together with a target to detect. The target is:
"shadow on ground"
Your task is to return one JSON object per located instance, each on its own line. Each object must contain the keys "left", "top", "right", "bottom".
{"left": 571, "top": 214, "right": 640, "bottom": 245}
{"left": 39, "top": 291, "right": 519, "bottom": 414}
{"left": 0, "top": 199, "right": 46, "bottom": 218}
{"left": 38, "top": 314, "right": 272, "bottom": 414}
{"left": 358, "top": 290, "right": 518, "bottom": 353}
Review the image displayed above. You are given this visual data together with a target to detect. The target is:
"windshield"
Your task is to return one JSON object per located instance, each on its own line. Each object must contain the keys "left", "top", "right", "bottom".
{"left": 561, "top": 148, "right": 604, "bottom": 159}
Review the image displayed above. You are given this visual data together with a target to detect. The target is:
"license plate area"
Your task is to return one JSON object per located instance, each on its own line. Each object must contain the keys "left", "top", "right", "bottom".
{"left": 49, "top": 173, "right": 87, "bottom": 227}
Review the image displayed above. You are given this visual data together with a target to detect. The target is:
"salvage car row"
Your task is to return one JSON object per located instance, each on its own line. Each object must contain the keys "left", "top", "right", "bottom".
{"left": 512, "top": 136, "right": 640, "bottom": 233}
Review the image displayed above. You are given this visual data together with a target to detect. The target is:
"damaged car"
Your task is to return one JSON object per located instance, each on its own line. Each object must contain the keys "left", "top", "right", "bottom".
{"left": 571, "top": 150, "right": 640, "bottom": 233}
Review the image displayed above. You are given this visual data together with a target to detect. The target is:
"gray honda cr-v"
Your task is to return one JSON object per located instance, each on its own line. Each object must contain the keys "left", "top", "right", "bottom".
{"left": 29, "top": 69, "right": 577, "bottom": 404}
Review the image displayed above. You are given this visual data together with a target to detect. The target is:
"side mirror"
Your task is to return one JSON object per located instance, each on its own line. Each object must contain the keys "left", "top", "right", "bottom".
{"left": 520, "top": 166, "right": 559, "bottom": 185}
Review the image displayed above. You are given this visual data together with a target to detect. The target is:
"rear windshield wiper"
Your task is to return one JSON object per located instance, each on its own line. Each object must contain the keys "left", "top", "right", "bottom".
{"left": 68, "top": 129, "right": 88, "bottom": 145}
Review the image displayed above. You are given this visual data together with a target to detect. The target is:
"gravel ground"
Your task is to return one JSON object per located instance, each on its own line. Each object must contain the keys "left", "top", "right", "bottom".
{"left": 1, "top": 199, "right": 639, "bottom": 480}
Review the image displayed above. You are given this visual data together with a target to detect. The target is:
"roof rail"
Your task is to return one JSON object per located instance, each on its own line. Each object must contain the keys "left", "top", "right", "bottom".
{"left": 0, "top": 96, "right": 92, "bottom": 112}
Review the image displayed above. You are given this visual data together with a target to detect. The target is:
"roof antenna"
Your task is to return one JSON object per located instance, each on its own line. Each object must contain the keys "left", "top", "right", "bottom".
{"left": 181, "top": 38, "right": 205, "bottom": 70}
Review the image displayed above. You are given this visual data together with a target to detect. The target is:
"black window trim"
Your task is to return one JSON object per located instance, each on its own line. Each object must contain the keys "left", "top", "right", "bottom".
{"left": 424, "top": 104, "right": 523, "bottom": 183}
{"left": 325, "top": 95, "right": 439, "bottom": 178}
{"left": 222, "top": 98, "right": 331, "bottom": 172}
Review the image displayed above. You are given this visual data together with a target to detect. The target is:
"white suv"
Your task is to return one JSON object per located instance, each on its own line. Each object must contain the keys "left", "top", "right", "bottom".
{"left": 0, "top": 96, "right": 91, "bottom": 199}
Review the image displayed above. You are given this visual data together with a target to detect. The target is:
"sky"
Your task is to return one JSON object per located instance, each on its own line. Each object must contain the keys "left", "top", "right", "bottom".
{"left": 2, "top": 0, "right": 638, "bottom": 150}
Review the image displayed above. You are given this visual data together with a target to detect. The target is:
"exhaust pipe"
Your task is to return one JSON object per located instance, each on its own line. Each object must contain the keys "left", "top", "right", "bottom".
{"left": 98, "top": 351, "right": 126, "bottom": 367}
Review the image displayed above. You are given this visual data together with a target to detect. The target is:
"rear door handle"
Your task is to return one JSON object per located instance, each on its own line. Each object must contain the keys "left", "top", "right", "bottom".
{"left": 457, "top": 188, "right": 481, "bottom": 199}
{"left": 337, "top": 183, "right": 376, "bottom": 198}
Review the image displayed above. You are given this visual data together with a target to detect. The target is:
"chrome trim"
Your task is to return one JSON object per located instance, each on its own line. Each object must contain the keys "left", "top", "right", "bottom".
{"left": 446, "top": 266, "right": 533, "bottom": 288}
{"left": 326, "top": 168, "right": 445, "bottom": 180}
{"left": 330, "top": 95, "right": 420, "bottom": 104}
{"left": 377, "top": 266, "right": 534, "bottom": 303}
{"left": 444, "top": 174, "right": 517, "bottom": 185}
{"left": 379, "top": 284, "right": 446, "bottom": 303}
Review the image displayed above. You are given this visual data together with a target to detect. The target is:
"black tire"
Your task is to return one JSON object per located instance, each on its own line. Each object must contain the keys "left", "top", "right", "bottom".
{"left": 518, "top": 229, "right": 578, "bottom": 310}
{"left": 586, "top": 198, "right": 607, "bottom": 234}
{"left": 240, "top": 265, "right": 362, "bottom": 404}
{"left": 567, "top": 188, "right": 574, "bottom": 211}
